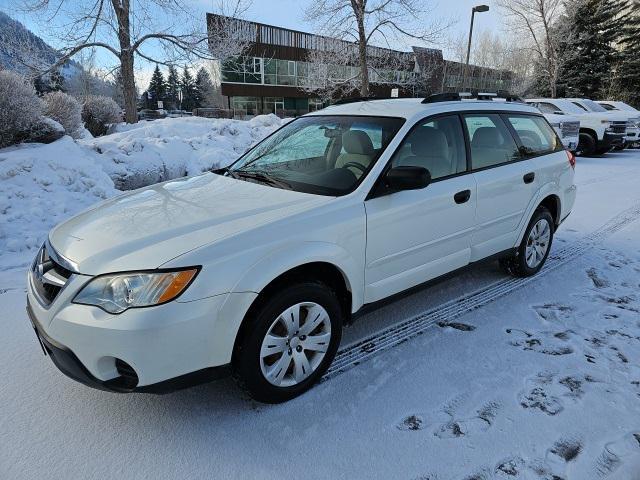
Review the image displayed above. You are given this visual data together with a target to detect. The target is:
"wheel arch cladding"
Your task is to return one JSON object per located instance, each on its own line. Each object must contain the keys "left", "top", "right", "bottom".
{"left": 539, "top": 194, "right": 561, "bottom": 226}
{"left": 231, "top": 261, "right": 352, "bottom": 365}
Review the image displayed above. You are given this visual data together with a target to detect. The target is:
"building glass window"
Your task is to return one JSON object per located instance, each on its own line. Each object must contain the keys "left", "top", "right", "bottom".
{"left": 296, "top": 61, "right": 309, "bottom": 86}
{"left": 244, "top": 57, "right": 262, "bottom": 84}
{"left": 308, "top": 98, "right": 323, "bottom": 111}
{"left": 277, "top": 59, "right": 296, "bottom": 85}
{"left": 264, "top": 58, "right": 277, "bottom": 85}
{"left": 263, "top": 97, "right": 285, "bottom": 113}
{"left": 221, "top": 57, "right": 244, "bottom": 83}
{"left": 231, "top": 96, "right": 260, "bottom": 115}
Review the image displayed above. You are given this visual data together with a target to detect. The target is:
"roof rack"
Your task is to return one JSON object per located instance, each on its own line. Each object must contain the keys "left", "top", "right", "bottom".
{"left": 422, "top": 91, "right": 524, "bottom": 104}
{"left": 332, "top": 96, "right": 391, "bottom": 105}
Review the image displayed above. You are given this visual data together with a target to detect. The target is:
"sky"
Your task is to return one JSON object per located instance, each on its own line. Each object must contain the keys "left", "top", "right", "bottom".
{"left": 0, "top": 0, "right": 505, "bottom": 87}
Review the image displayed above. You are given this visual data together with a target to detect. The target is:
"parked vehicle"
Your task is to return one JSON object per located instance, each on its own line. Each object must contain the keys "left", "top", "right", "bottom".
{"left": 27, "top": 95, "right": 576, "bottom": 403}
{"left": 537, "top": 112, "right": 580, "bottom": 152}
{"left": 137, "top": 109, "right": 167, "bottom": 121}
{"left": 566, "top": 98, "right": 635, "bottom": 151}
{"left": 596, "top": 100, "right": 640, "bottom": 148}
{"left": 526, "top": 98, "right": 627, "bottom": 155}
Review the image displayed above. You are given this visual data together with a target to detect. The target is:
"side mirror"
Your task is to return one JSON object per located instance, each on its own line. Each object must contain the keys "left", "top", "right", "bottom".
{"left": 386, "top": 166, "right": 431, "bottom": 191}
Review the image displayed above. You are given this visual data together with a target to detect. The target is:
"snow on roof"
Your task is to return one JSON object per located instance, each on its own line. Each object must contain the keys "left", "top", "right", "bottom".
{"left": 307, "top": 97, "right": 540, "bottom": 120}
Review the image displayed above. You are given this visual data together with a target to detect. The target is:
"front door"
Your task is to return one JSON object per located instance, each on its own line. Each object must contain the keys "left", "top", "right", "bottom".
{"left": 364, "top": 115, "right": 476, "bottom": 303}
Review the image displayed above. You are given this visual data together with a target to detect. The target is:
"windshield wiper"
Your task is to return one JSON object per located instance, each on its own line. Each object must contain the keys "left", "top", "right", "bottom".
{"left": 232, "top": 169, "right": 293, "bottom": 190}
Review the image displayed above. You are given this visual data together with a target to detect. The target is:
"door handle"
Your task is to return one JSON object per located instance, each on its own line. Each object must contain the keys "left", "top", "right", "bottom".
{"left": 454, "top": 189, "right": 471, "bottom": 204}
{"left": 523, "top": 172, "right": 535, "bottom": 184}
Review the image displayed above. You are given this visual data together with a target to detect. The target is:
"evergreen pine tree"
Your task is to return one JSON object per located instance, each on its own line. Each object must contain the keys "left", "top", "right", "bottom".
{"left": 180, "top": 66, "right": 197, "bottom": 112}
{"left": 613, "top": 1, "right": 640, "bottom": 106}
{"left": 147, "top": 64, "right": 166, "bottom": 108}
{"left": 166, "top": 65, "right": 180, "bottom": 110}
{"left": 557, "top": 0, "right": 625, "bottom": 99}
{"left": 194, "top": 67, "right": 213, "bottom": 108}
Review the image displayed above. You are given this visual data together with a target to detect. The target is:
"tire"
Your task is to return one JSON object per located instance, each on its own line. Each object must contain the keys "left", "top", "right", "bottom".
{"left": 576, "top": 132, "right": 596, "bottom": 156}
{"left": 233, "top": 281, "right": 343, "bottom": 403}
{"left": 500, "top": 207, "right": 555, "bottom": 277}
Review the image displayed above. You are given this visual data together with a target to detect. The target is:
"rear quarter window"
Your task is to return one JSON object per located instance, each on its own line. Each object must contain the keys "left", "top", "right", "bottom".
{"left": 505, "top": 115, "right": 563, "bottom": 156}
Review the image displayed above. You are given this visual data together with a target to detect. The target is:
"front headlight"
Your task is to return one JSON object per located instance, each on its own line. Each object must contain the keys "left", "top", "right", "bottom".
{"left": 73, "top": 268, "right": 199, "bottom": 314}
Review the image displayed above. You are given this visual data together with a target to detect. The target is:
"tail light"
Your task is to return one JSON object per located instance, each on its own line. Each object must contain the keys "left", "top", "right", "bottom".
{"left": 566, "top": 149, "right": 576, "bottom": 169}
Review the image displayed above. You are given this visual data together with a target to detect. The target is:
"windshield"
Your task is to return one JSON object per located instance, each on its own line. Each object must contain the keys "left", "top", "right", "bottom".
{"left": 580, "top": 99, "right": 608, "bottom": 112}
{"left": 227, "top": 115, "right": 405, "bottom": 196}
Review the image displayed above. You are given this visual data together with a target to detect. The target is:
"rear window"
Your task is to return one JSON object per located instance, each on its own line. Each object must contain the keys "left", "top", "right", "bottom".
{"left": 505, "top": 115, "right": 562, "bottom": 155}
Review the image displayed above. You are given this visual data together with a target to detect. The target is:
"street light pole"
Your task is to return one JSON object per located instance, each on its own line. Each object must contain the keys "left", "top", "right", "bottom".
{"left": 462, "top": 4, "right": 489, "bottom": 92}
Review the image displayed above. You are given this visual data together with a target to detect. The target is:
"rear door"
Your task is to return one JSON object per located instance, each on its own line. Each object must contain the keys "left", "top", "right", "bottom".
{"left": 364, "top": 115, "right": 476, "bottom": 303}
{"left": 464, "top": 113, "right": 537, "bottom": 261}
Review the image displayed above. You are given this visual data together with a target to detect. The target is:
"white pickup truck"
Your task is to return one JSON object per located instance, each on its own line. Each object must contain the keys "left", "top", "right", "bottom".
{"left": 596, "top": 100, "right": 640, "bottom": 148}
{"left": 537, "top": 112, "right": 580, "bottom": 152}
{"left": 526, "top": 98, "right": 627, "bottom": 156}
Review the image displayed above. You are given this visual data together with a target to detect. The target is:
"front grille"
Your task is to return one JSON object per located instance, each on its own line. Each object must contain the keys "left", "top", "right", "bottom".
{"left": 609, "top": 121, "right": 627, "bottom": 134}
{"left": 31, "top": 244, "right": 72, "bottom": 306}
{"left": 560, "top": 121, "right": 579, "bottom": 137}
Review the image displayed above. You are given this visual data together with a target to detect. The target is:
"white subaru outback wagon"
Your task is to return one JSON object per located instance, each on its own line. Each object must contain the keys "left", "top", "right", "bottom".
{"left": 27, "top": 94, "right": 577, "bottom": 403}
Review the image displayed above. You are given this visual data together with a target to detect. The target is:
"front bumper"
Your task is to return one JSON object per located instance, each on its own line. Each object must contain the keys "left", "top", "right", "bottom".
{"left": 598, "top": 132, "right": 625, "bottom": 150}
{"left": 27, "top": 299, "right": 231, "bottom": 393}
{"left": 26, "top": 261, "right": 258, "bottom": 393}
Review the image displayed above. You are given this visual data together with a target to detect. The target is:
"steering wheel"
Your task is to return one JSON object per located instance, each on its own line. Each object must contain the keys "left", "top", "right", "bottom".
{"left": 341, "top": 161, "right": 367, "bottom": 174}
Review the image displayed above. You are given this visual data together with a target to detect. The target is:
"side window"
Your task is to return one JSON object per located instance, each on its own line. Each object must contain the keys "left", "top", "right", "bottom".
{"left": 390, "top": 115, "right": 467, "bottom": 180}
{"left": 572, "top": 102, "right": 588, "bottom": 112}
{"left": 463, "top": 114, "right": 520, "bottom": 170}
{"left": 537, "top": 102, "right": 561, "bottom": 114}
{"left": 505, "top": 115, "right": 562, "bottom": 155}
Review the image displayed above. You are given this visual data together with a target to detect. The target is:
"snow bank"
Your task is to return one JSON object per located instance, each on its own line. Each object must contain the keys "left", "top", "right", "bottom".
{"left": 85, "top": 114, "right": 283, "bottom": 190}
{"left": 0, "top": 115, "right": 284, "bottom": 266}
{"left": 0, "top": 136, "right": 116, "bottom": 264}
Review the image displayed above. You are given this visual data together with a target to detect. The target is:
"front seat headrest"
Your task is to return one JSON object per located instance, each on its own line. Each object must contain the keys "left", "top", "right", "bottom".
{"left": 342, "top": 130, "right": 374, "bottom": 155}
{"left": 410, "top": 126, "right": 449, "bottom": 158}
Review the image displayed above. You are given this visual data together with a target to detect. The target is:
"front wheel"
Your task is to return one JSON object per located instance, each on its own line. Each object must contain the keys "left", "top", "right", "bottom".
{"left": 500, "top": 207, "right": 554, "bottom": 277}
{"left": 576, "top": 132, "right": 596, "bottom": 156}
{"left": 233, "top": 281, "right": 343, "bottom": 403}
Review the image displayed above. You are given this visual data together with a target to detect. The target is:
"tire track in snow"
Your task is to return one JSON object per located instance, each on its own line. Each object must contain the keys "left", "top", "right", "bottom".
{"left": 323, "top": 202, "right": 640, "bottom": 380}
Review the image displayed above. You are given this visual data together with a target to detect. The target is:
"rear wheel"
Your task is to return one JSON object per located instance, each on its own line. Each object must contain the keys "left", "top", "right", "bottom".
{"left": 234, "top": 281, "right": 343, "bottom": 403}
{"left": 500, "top": 207, "right": 554, "bottom": 277}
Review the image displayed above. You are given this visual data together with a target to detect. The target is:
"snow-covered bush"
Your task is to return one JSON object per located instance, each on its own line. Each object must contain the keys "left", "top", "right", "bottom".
{"left": 43, "top": 91, "right": 82, "bottom": 139}
{"left": 0, "top": 136, "right": 116, "bottom": 262}
{"left": 89, "top": 115, "right": 284, "bottom": 189}
{"left": 82, "top": 95, "right": 121, "bottom": 137}
{"left": 0, "top": 70, "right": 44, "bottom": 148}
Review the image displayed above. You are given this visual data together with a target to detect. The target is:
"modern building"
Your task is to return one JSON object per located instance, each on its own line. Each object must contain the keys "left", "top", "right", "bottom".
{"left": 207, "top": 13, "right": 515, "bottom": 116}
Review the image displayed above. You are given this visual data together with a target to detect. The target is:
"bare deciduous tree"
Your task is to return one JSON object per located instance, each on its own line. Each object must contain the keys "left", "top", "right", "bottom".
{"left": 12, "top": 0, "right": 252, "bottom": 123}
{"left": 305, "top": 0, "right": 449, "bottom": 97}
{"left": 299, "top": 36, "right": 420, "bottom": 101}
{"left": 498, "top": 0, "right": 564, "bottom": 97}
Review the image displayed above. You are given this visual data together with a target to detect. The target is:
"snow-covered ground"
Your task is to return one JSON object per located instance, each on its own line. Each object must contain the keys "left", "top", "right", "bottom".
{"left": 1, "top": 149, "right": 640, "bottom": 479}
{"left": 0, "top": 115, "right": 283, "bottom": 268}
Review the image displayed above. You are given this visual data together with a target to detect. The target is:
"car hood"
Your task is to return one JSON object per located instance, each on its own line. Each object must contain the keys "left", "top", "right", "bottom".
{"left": 49, "top": 173, "right": 332, "bottom": 275}
{"left": 604, "top": 112, "right": 632, "bottom": 122}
